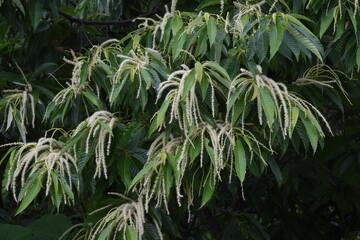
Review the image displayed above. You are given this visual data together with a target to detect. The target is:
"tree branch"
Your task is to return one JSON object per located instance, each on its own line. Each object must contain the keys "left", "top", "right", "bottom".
{"left": 44, "top": 6, "right": 163, "bottom": 26}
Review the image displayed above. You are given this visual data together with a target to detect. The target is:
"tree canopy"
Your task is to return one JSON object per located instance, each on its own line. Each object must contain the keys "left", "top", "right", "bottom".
{"left": 0, "top": 0, "right": 360, "bottom": 239}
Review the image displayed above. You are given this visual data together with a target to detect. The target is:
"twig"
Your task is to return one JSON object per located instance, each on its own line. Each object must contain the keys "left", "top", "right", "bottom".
{"left": 43, "top": 6, "right": 163, "bottom": 26}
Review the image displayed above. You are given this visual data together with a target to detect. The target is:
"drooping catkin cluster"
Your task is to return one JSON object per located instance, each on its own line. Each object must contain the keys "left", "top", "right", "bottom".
{"left": 294, "top": 64, "right": 350, "bottom": 102}
{"left": 5, "top": 137, "right": 78, "bottom": 204}
{"left": 89, "top": 193, "right": 147, "bottom": 240}
{"left": 88, "top": 39, "right": 120, "bottom": 77}
{"left": 111, "top": 50, "right": 150, "bottom": 100}
{"left": 156, "top": 64, "right": 203, "bottom": 133}
{"left": 233, "top": 1, "right": 266, "bottom": 33}
{"left": 1, "top": 82, "right": 36, "bottom": 139}
{"left": 228, "top": 65, "right": 332, "bottom": 139}
{"left": 50, "top": 53, "right": 89, "bottom": 109}
{"left": 132, "top": 133, "right": 185, "bottom": 213}
{"left": 74, "top": 110, "right": 117, "bottom": 179}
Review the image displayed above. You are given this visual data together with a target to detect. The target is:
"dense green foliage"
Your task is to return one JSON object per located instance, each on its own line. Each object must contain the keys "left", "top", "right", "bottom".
{"left": 1, "top": 0, "right": 360, "bottom": 239}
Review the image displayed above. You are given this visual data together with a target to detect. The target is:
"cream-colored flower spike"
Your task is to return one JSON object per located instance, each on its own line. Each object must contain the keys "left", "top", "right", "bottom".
{"left": 74, "top": 110, "right": 117, "bottom": 179}
{"left": 49, "top": 52, "right": 88, "bottom": 110}
{"left": 1, "top": 82, "right": 35, "bottom": 140}
{"left": 156, "top": 64, "right": 203, "bottom": 132}
{"left": 229, "top": 65, "right": 332, "bottom": 138}
{"left": 5, "top": 137, "right": 78, "bottom": 204}
{"left": 133, "top": 133, "right": 184, "bottom": 213}
{"left": 89, "top": 193, "right": 149, "bottom": 240}
{"left": 110, "top": 50, "right": 150, "bottom": 100}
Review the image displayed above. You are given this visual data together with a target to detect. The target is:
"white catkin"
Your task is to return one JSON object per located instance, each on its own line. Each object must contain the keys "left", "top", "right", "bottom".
{"left": 170, "top": 0, "right": 177, "bottom": 15}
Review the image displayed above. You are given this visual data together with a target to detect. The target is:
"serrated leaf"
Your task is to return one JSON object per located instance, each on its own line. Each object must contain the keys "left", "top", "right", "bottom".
{"left": 149, "top": 100, "right": 170, "bottom": 135}
{"left": 284, "top": 31, "right": 300, "bottom": 61}
{"left": 172, "top": 17, "right": 183, "bottom": 36}
{"left": 126, "top": 225, "right": 137, "bottom": 240}
{"left": 98, "top": 120, "right": 114, "bottom": 137}
{"left": 171, "top": 29, "right": 187, "bottom": 60}
{"left": 29, "top": 0, "right": 43, "bottom": 30}
{"left": 98, "top": 223, "right": 112, "bottom": 240}
{"left": 16, "top": 179, "right": 42, "bottom": 215}
{"left": 259, "top": 87, "right": 276, "bottom": 126}
{"left": 140, "top": 68, "right": 152, "bottom": 90}
{"left": 83, "top": 91, "right": 103, "bottom": 109}
{"left": 319, "top": 7, "right": 335, "bottom": 38}
{"left": 234, "top": 140, "right": 246, "bottom": 183}
{"left": 129, "top": 160, "right": 155, "bottom": 189}
{"left": 255, "top": 31, "right": 269, "bottom": 63}
{"left": 200, "top": 176, "right": 215, "bottom": 208}
{"left": 291, "top": 106, "right": 299, "bottom": 135}
{"left": 287, "top": 24, "right": 323, "bottom": 61}
{"left": 267, "top": 157, "right": 282, "bottom": 185}
{"left": 207, "top": 17, "right": 217, "bottom": 47}
{"left": 195, "top": 62, "right": 203, "bottom": 82}
{"left": 269, "top": 19, "right": 284, "bottom": 60}
{"left": 13, "top": 0, "right": 25, "bottom": 15}
{"left": 303, "top": 116, "right": 318, "bottom": 153}
{"left": 79, "top": 62, "right": 88, "bottom": 86}
{"left": 118, "top": 157, "right": 132, "bottom": 190}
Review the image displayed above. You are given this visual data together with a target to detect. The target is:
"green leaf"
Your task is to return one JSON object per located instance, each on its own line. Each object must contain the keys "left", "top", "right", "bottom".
{"left": 29, "top": 0, "right": 43, "bottom": 30}
{"left": 319, "top": 7, "right": 335, "bottom": 38}
{"left": 17, "top": 171, "right": 41, "bottom": 201}
{"left": 200, "top": 176, "right": 215, "bottom": 208}
{"left": 57, "top": 173, "right": 74, "bottom": 202}
{"left": 98, "top": 223, "right": 112, "bottom": 240}
{"left": 12, "top": 0, "right": 25, "bottom": 15}
{"left": 171, "top": 29, "right": 187, "bottom": 60}
{"left": 79, "top": 62, "right": 88, "bottom": 86}
{"left": 234, "top": 140, "right": 246, "bottom": 183}
{"left": 291, "top": 106, "right": 299, "bottom": 135}
{"left": 98, "top": 120, "right": 114, "bottom": 137}
{"left": 356, "top": 47, "right": 360, "bottom": 68}
{"left": 195, "top": 62, "right": 203, "bottom": 82}
{"left": 267, "top": 157, "right": 282, "bottom": 185}
{"left": 301, "top": 116, "right": 318, "bottom": 153}
{"left": 284, "top": 31, "right": 300, "bottom": 61}
{"left": 203, "top": 61, "right": 231, "bottom": 88}
{"left": 149, "top": 100, "right": 170, "bottom": 135}
{"left": 269, "top": 18, "right": 284, "bottom": 60}
{"left": 347, "top": 8, "right": 358, "bottom": 33}
{"left": 231, "top": 96, "right": 246, "bottom": 125}
{"left": 126, "top": 225, "right": 137, "bottom": 240}
{"left": 207, "top": 17, "right": 217, "bottom": 46}
{"left": 255, "top": 31, "right": 269, "bottom": 63}
{"left": 83, "top": 91, "right": 103, "bottom": 109}
{"left": 129, "top": 160, "right": 155, "bottom": 189}
{"left": 259, "top": 87, "right": 276, "bottom": 126}
{"left": 196, "top": 0, "right": 222, "bottom": 11}
{"left": 140, "top": 69, "right": 152, "bottom": 90}
{"left": 172, "top": 17, "right": 183, "bottom": 36}
{"left": 117, "top": 157, "right": 132, "bottom": 190}
{"left": 183, "top": 70, "right": 196, "bottom": 95}
{"left": 16, "top": 179, "right": 42, "bottom": 215}
{"left": 287, "top": 24, "right": 323, "bottom": 61}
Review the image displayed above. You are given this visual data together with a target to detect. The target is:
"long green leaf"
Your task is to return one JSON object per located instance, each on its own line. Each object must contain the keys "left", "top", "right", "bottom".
{"left": 16, "top": 179, "right": 42, "bottom": 215}
{"left": 259, "top": 87, "right": 276, "bottom": 126}
{"left": 269, "top": 18, "right": 284, "bottom": 60}
{"left": 29, "top": 0, "right": 43, "bottom": 30}
{"left": 207, "top": 17, "right": 217, "bottom": 47}
{"left": 200, "top": 176, "right": 215, "bottom": 208}
{"left": 287, "top": 24, "right": 323, "bottom": 61}
{"left": 234, "top": 140, "right": 246, "bottom": 183}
